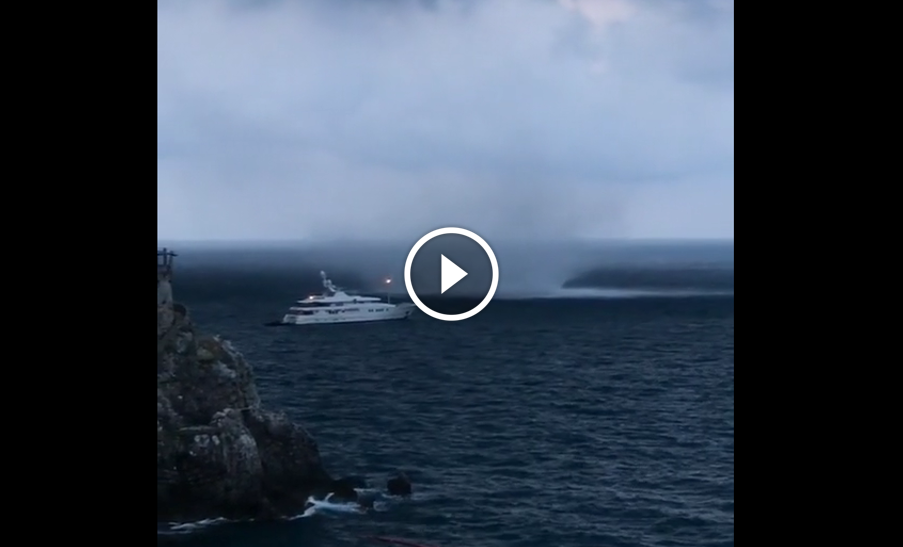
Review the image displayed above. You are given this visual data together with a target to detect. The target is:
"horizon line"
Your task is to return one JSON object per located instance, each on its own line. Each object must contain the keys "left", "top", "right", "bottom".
{"left": 157, "top": 237, "right": 734, "bottom": 244}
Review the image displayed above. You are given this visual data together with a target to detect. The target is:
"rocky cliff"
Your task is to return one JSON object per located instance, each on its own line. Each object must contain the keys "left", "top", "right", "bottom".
{"left": 157, "top": 275, "right": 334, "bottom": 522}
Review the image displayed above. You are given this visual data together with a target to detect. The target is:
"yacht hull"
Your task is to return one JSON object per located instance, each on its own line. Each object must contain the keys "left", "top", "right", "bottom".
{"left": 279, "top": 305, "right": 415, "bottom": 326}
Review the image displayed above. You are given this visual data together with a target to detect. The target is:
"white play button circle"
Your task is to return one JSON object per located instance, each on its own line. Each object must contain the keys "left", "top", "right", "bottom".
{"left": 404, "top": 227, "right": 499, "bottom": 322}
{"left": 440, "top": 254, "right": 468, "bottom": 294}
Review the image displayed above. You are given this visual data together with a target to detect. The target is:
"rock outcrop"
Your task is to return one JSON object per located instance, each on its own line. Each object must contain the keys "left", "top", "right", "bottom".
{"left": 157, "top": 276, "right": 333, "bottom": 522}
{"left": 387, "top": 472, "right": 412, "bottom": 497}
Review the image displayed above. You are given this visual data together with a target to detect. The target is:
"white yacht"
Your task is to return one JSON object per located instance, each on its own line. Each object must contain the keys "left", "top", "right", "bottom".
{"left": 278, "top": 271, "right": 415, "bottom": 325}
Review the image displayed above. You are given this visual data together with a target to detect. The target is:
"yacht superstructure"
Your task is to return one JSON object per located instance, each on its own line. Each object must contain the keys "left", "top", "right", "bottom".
{"left": 279, "top": 271, "right": 414, "bottom": 325}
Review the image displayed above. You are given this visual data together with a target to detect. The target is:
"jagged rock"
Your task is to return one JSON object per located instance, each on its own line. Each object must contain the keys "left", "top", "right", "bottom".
{"left": 158, "top": 305, "right": 175, "bottom": 338}
{"left": 387, "top": 472, "right": 412, "bottom": 496}
{"left": 357, "top": 494, "right": 376, "bottom": 510}
{"left": 330, "top": 475, "right": 368, "bottom": 502}
{"left": 157, "top": 284, "right": 334, "bottom": 522}
{"left": 157, "top": 279, "right": 175, "bottom": 337}
{"left": 242, "top": 409, "right": 332, "bottom": 507}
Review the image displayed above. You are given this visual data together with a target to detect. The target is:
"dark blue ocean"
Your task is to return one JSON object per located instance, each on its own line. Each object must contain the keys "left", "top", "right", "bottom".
{"left": 158, "top": 241, "right": 734, "bottom": 547}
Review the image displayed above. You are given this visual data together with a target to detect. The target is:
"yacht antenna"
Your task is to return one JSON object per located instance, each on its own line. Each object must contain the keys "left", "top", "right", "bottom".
{"left": 385, "top": 276, "right": 392, "bottom": 304}
{"left": 320, "top": 271, "right": 337, "bottom": 294}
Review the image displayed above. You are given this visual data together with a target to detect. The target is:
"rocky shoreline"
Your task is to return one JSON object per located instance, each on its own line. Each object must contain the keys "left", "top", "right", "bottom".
{"left": 157, "top": 273, "right": 410, "bottom": 523}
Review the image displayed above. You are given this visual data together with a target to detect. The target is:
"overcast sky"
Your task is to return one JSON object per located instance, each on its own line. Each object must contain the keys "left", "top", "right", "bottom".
{"left": 158, "top": 0, "right": 734, "bottom": 242}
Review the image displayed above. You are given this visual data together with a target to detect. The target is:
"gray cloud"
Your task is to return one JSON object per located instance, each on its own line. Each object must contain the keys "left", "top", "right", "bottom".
{"left": 158, "top": 0, "right": 734, "bottom": 241}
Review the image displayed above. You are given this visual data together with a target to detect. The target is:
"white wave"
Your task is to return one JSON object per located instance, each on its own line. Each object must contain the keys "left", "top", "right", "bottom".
{"left": 160, "top": 489, "right": 403, "bottom": 532}
{"left": 159, "top": 517, "right": 231, "bottom": 534}
{"left": 288, "top": 492, "right": 380, "bottom": 520}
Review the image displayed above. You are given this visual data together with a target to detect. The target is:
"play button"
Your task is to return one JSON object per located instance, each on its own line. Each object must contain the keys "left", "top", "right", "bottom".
{"left": 440, "top": 255, "right": 467, "bottom": 294}
{"left": 404, "top": 227, "right": 499, "bottom": 321}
